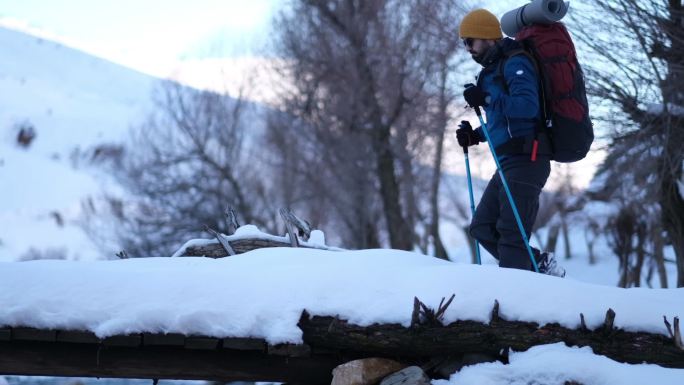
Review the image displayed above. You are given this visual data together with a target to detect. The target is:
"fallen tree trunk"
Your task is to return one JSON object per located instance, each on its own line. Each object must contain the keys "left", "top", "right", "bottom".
{"left": 298, "top": 308, "right": 684, "bottom": 368}
{"left": 181, "top": 238, "right": 335, "bottom": 258}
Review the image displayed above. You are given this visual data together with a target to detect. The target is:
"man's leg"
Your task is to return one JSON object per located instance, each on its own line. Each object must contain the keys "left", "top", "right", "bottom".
{"left": 469, "top": 174, "right": 501, "bottom": 260}
{"left": 495, "top": 159, "right": 551, "bottom": 270}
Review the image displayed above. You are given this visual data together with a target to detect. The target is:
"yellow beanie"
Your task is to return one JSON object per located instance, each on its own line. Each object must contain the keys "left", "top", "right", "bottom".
{"left": 459, "top": 9, "right": 503, "bottom": 40}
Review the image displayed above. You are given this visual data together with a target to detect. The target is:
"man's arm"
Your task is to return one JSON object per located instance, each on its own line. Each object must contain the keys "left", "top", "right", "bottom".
{"left": 488, "top": 55, "right": 540, "bottom": 119}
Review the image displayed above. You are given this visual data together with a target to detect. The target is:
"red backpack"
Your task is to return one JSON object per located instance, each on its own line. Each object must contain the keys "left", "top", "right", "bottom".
{"left": 503, "top": 23, "right": 594, "bottom": 163}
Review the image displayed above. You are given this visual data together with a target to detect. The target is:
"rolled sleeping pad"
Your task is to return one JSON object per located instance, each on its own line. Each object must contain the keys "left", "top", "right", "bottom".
{"left": 501, "top": 0, "right": 570, "bottom": 36}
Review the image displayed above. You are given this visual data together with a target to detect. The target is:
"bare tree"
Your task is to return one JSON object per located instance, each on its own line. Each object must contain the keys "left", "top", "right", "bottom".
{"left": 572, "top": 0, "right": 684, "bottom": 286}
{"left": 533, "top": 168, "right": 579, "bottom": 260}
{"left": 267, "top": 0, "right": 466, "bottom": 252}
{"left": 606, "top": 199, "right": 659, "bottom": 288}
{"left": 421, "top": 1, "right": 471, "bottom": 259}
{"left": 264, "top": 108, "right": 382, "bottom": 248}
{"left": 82, "top": 82, "right": 274, "bottom": 257}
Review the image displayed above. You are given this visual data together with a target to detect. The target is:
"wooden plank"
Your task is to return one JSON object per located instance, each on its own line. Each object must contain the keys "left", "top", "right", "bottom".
{"left": 0, "top": 341, "right": 339, "bottom": 383}
{"left": 0, "top": 329, "right": 10, "bottom": 341}
{"left": 222, "top": 337, "right": 266, "bottom": 351}
{"left": 12, "top": 327, "right": 57, "bottom": 342}
{"left": 57, "top": 330, "right": 100, "bottom": 344}
{"left": 205, "top": 226, "right": 236, "bottom": 256}
{"left": 185, "top": 337, "right": 220, "bottom": 350}
{"left": 143, "top": 333, "right": 185, "bottom": 346}
{"left": 102, "top": 334, "right": 141, "bottom": 347}
{"left": 268, "top": 343, "right": 311, "bottom": 358}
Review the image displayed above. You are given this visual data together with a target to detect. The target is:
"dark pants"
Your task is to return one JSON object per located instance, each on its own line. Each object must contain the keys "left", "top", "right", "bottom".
{"left": 469, "top": 156, "right": 550, "bottom": 270}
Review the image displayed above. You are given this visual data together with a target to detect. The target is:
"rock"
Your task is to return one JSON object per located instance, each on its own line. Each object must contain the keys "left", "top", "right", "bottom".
{"left": 331, "top": 358, "right": 405, "bottom": 385}
{"left": 379, "top": 366, "right": 430, "bottom": 385}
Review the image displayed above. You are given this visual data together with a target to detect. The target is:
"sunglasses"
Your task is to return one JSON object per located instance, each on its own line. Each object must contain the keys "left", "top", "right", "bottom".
{"left": 462, "top": 38, "right": 475, "bottom": 47}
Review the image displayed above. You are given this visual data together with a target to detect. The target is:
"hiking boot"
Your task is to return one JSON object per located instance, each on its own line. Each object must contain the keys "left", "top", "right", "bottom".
{"left": 538, "top": 252, "right": 566, "bottom": 278}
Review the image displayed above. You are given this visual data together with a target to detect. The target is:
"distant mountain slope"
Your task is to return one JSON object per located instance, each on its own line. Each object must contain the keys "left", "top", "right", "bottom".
{"left": 0, "top": 26, "right": 156, "bottom": 152}
{"left": 0, "top": 26, "right": 160, "bottom": 261}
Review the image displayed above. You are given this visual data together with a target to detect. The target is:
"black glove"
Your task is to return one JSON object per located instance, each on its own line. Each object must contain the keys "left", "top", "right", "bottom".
{"left": 456, "top": 120, "right": 481, "bottom": 147}
{"left": 463, "top": 84, "right": 489, "bottom": 108}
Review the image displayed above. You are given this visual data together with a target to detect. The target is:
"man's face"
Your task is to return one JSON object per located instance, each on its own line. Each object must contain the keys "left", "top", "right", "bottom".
{"left": 463, "top": 38, "right": 492, "bottom": 64}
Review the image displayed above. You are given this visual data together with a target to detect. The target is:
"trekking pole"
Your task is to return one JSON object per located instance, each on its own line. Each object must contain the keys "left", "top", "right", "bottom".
{"left": 462, "top": 145, "right": 482, "bottom": 265}
{"left": 473, "top": 107, "right": 540, "bottom": 273}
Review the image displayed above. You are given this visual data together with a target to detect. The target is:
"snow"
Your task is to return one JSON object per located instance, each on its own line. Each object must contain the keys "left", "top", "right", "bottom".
{"left": 0, "top": 248, "right": 682, "bottom": 345}
{"left": 0, "top": 26, "right": 159, "bottom": 262}
{"left": 0, "top": 26, "right": 154, "bottom": 153}
{"left": 234, "top": 224, "right": 266, "bottom": 237}
{"left": 308, "top": 229, "right": 326, "bottom": 246}
{"left": 434, "top": 343, "right": 684, "bottom": 385}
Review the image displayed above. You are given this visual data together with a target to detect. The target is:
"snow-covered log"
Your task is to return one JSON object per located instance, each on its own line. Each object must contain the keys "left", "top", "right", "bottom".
{"left": 2, "top": 248, "right": 682, "bottom": 381}
{"left": 298, "top": 309, "right": 684, "bottom": 369}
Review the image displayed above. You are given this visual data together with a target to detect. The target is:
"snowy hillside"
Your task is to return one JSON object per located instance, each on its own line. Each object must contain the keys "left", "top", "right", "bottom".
{"left": 0, "top": 26, "right": 159, "bottom": 262}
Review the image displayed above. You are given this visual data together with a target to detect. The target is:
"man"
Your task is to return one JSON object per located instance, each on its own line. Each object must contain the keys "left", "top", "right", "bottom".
{"left": 456, "top": 9, "right": 564, "bottom": 277}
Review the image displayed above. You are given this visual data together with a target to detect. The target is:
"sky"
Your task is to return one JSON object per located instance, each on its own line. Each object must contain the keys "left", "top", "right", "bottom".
{"left": 0, "top": 0, "right": 279, "bottom": 77}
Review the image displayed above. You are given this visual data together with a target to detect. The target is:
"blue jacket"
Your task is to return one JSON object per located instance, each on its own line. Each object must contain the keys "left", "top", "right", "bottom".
{"left": 475, "top": 38, "right": 540, "bottom": 151}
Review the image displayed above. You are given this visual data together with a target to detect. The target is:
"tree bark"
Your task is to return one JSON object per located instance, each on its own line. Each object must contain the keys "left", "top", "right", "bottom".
{"left": 545, "top": 223, "right": 561, "bottom": 254}
{"left": 660, "top": 118, "right": 684, "bottom": 287}
{"left": 374, "top": 126, "right": 414, "bottom": 251}
{"left": 653, "top": 227, "right": 669, "bottom": 288}
{"left": 561, "top": 219, "right": 571, "bottom": 259}
{"left": 660, "top": 0, "right": 684, "bottom": 287}
{"left": 298, "top": 311, "right": 684, "bottom": 368}
{"left": 429, "top": 62, "right": 450, "bottom": 260}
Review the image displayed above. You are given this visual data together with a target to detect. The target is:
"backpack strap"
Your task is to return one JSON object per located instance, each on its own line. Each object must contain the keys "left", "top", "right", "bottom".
{"left": 497, "top": 48, "right": 552, "bottom": 161}
{"left": 498, "top": 49, "right": 544, "bottom": 110}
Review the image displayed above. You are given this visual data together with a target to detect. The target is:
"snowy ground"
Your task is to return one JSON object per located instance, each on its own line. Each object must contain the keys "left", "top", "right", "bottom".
{"left": 435, "top": 343, "right": 684, "bottom": 385}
